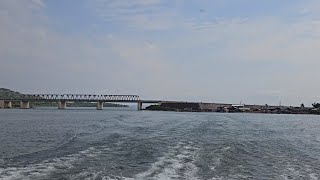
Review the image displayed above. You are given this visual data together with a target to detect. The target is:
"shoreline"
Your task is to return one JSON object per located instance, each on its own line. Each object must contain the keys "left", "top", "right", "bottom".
{"left": 145, "top": 103, "right": 320, "bottom": 115}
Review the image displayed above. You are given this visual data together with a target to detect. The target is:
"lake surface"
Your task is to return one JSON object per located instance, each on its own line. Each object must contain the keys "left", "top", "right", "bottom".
{"left": 1, "top": 108, "right": 320, "bottom": 180}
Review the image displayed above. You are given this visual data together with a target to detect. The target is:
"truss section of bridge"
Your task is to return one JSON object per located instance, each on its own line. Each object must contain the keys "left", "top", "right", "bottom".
{"left": 5, "top": 94, "right": 141, "bottom": 102}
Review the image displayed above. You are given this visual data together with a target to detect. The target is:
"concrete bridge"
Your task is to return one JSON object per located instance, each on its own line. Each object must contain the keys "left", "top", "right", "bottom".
{"left": 0, "top": 94, "right": 161, "bottom": 110}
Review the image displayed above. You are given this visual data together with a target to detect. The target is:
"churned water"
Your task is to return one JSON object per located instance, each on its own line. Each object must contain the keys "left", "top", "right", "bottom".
{"left": 1, "top": 107, "right": 320, "bottom": 180}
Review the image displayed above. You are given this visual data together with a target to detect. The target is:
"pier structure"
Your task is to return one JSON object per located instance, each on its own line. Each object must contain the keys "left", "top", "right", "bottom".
{"left": 5, "top": 101, "right": 12, "bottom": 108}
{"left": 0, "top": 100, "right": 13, "bottom": 108}
{"left": 96, "top": 101, "right": 104, "bottom": 110}
{"left": 58, "top": 101, "right": 67, "bottom": 109}
{"left": 137, "top": 101, "right": 142, "bottom": 111}
{"left": 20, "top": 101, "right": 30, "bottom": 109}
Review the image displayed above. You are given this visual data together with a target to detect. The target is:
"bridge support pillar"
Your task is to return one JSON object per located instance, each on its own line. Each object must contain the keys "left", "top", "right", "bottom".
{"left": 58, "top": 101, "right": 67, "bottom": 109}
{"left": 97, "top": 101, "right": 104, "bottom": 110}
{"left": 20, "top": 101, "right": 30, "bottom": 109}
{"left": 4, "top": 101, "right": 12, "bottom": 108}
{"left": 0, "top": 100, "right": 3, "bottom": 108}
{"left": 137, "top": 101, "right": 142, "bottom": 111}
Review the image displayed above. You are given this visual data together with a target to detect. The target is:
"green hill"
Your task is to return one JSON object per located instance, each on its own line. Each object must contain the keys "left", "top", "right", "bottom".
{"left": 0, "top": 88, "right": 25, "bottom": 99}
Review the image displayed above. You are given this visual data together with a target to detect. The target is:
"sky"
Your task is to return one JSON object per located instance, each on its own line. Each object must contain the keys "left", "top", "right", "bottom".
{"left": 1, "top": 0, "right": 320, "bottom": 106}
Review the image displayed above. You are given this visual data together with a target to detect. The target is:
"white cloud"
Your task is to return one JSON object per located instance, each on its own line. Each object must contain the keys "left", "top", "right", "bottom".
{"left": 162, "top": 12, "right": 320, "bottom": 65}
{"left": 31, "top": 0, "right": 45, "bottom": 7}
{"left": 87, "top": 0, "right": 180, "bottom": 30}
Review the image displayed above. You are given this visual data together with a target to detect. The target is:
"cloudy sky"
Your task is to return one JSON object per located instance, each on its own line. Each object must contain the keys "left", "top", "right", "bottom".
{"left": 1, "top": 0, "right": 320, "bottom": 106}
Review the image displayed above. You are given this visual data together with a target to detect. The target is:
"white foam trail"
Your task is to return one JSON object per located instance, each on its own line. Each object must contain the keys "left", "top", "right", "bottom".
{"left": 280, "top": 166, "right": 318, "bottom": 180}
{"left": 130, "top": 142, "right": 200, "bottom": 180}
{"left": 0, "top": 146, "right": 106, "bottom": 180}
{"left": 309, "top": 173, "right": 319, "bottom": 180}
{"left": 1, "top": 142, "right": 200, "bottom": 180}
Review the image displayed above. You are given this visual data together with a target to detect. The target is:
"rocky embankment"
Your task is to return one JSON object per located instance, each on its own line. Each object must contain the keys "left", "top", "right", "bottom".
{"left": 146, "top": 102, "right": 320, "bottom": 115}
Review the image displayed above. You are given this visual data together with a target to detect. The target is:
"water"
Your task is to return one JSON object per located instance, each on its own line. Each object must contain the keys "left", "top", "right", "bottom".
{"left": 1, "top": 108, "right": 320, "bottom": 180}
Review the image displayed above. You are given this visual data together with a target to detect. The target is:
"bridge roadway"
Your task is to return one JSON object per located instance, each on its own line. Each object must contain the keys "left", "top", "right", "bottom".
{"left": 0, "top": 94, "right": 162, "bottom": 110}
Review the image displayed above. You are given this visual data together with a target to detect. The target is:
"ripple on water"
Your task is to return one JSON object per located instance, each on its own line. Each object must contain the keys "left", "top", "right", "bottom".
{"left": 2, "top": 110, "right": 320, "bottom": 179}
